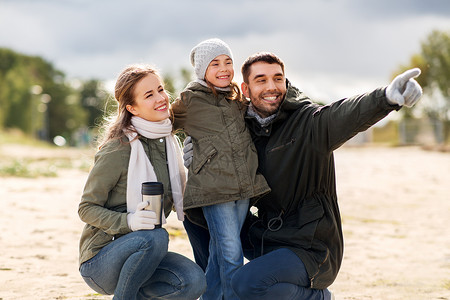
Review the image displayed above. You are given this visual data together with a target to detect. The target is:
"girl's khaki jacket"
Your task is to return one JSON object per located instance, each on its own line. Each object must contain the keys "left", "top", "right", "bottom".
{"left": 78, "top": 136, "right": 174, "bottom": 266}
{"left": 171, "top": 82, "right": 270, "bottom": 227}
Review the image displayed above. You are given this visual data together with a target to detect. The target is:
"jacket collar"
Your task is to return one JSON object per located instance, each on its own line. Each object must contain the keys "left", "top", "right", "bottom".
{"left": 185, "top": 80, "right": 230, "bottom": 95}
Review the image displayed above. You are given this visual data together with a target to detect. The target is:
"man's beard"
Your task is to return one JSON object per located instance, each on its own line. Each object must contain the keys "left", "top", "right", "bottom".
{"left": 248, "top": 88, "right": 282, "bottom": 118}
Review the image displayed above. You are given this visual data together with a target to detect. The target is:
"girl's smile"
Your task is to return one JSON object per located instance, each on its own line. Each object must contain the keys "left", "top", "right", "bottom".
{"left": 205, "top": 54, "right": 234, "bottom": 88}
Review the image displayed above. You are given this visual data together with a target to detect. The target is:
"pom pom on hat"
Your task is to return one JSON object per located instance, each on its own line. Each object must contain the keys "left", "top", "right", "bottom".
{"left": 190, "top": 38, "right": 233, "bottom": 80}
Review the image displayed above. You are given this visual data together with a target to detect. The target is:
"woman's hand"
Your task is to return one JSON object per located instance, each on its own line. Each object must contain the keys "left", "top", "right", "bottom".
{"left": 127, "top": 201, "right": 158, "bottom": 231}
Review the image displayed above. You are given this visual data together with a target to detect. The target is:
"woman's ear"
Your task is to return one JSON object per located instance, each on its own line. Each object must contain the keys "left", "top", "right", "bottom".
{"left": 126, "top": 104, "right": 137, "bottom": 116}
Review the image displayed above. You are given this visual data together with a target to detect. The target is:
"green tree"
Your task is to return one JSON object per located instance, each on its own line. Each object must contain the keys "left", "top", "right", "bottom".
{"left": 162, "top": 68, "right": 193, "bottom": 143}
{"left": 180, "top": 67, "right": 193, "bottom": 88}
{"left": 421, "top": 30, "right": 450, "bottom": 143}
{"left": 163, "top": 67, "right": 193, "bottom": 102}
{"left": 422, "top": 30, "right": 450, "bottom": 98}
{"left": 393, "top": 30, "right": 450, "bottom": 144}
{"left": 0, "top": 48, "right": 88, "bottom": 143}
{"left": 46, "top": 80, "right": 87, "bottom": 142}
{"left": 163, "top": 73, "right": 177, "bottom": 101}
{"left": 0, "top": 48, "right": 18, "bottom": 129}
{"left": 79, "top": 79, "right": 112, "bottom": 128}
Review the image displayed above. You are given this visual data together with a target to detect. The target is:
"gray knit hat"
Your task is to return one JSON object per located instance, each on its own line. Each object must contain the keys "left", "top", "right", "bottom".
{"left": 190, "top": 38, "right": 233, "bottom": 80}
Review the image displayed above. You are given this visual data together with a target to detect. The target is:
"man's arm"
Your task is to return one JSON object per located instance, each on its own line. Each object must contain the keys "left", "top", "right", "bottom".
{"left": 310, "top": 68, "right": 422, "bottom": 152}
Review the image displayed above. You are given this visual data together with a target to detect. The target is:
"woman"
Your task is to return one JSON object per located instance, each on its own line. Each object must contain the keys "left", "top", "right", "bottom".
{"left": 78, "top": 64, "right": 206, "bottom": 300}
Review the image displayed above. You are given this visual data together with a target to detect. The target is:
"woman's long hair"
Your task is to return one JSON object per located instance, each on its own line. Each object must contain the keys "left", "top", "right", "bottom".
{"left": 97, "top": 64, "right": 159, "bottom": 148}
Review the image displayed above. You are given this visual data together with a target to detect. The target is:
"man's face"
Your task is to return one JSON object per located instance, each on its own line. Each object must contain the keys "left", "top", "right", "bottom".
{"left": 241, "top": 62, "right": 286, "bottom": 118}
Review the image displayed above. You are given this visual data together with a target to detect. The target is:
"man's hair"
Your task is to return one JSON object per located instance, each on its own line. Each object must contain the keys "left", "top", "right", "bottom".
{"left": 241, "top": 52, "right": 285, "bottom": 83}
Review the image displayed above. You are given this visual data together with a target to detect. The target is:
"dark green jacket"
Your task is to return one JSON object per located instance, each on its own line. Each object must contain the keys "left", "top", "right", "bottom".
{"left": 78, "top": 136, "right": 174, "bottom": 266}
{"left": 171, "top": 82, "right": 270, "bottom": 227}
{"left": 243, "top": 80, "right": 400, "bottom": 289}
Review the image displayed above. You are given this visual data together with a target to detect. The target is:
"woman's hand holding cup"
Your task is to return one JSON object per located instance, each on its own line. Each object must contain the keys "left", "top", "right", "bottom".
{"left": 127, "top": 201, "right": 158, "bottom": 231}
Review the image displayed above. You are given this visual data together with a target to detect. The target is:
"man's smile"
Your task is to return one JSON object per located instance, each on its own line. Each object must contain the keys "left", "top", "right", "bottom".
{"left": 262, "top": 93, "right": 282, "bottom": 103}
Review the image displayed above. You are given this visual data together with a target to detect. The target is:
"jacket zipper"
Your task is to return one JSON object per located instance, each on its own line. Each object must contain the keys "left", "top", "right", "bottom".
{"left": 267, "top": 138, "right": 295, "bottom": 153}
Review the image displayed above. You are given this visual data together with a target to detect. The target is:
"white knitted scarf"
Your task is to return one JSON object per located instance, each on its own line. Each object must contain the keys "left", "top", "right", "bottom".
{"left": 124, "top": 116, "right": 186, "bottom": 222}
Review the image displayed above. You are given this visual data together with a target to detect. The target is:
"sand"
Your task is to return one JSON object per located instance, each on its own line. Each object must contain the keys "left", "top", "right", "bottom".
{"left": 0, "top": 144, "right": 449, "bottom": 300}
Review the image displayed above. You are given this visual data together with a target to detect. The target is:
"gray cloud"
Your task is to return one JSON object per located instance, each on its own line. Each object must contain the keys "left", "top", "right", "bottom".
{"left": 1, "top": 0, "right": 449, "bottom": 100}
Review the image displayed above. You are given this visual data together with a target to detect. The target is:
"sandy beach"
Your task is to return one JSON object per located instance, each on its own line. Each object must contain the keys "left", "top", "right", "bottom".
{"left": 0, "top": 144, "right": 449, "bottom": 300}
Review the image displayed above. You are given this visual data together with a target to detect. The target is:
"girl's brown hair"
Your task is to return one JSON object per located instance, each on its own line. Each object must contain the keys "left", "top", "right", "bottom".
{"left": 205, "top": 80, "right": 243, "bottom": 102}
{"left": 98, "top": 64, "right": 160, "bottom": 148}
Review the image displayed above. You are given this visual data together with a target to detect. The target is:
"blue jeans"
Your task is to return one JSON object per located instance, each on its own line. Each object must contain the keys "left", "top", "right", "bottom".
{"left": 231, "top": 248, "right": 331, "bottom": 300}
{"left": 184, "top": 215, "right": 332, "bottom": 300}
{"left": 79, "top": 229, "right": 206, "bottom": 300}
{"left": 183, "top": 218, "right": 210, "bottom": 272}
{"left": 201, "top": 199, "right": 249, "bottom": 300}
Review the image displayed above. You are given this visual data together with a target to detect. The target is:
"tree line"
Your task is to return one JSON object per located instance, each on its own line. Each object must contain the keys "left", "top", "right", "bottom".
{"left": 392, "top": 30, "right": 450, "bottom": 144}
{"left": 0, "top": 47, "right": 111, "bottom": 145}
{"left": 0, "top": 47, "right": 194, "bottom": 146}
{"left": 0, "top": 29, "right": 448, "bottom": 146}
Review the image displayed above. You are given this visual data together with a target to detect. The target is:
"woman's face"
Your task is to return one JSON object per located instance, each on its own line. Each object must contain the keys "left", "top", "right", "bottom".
{"left": 126, "top": 73, "right": 170, "bottom": 122}
{"left": 205, "top": 54, "right": 234, "bottom": 88}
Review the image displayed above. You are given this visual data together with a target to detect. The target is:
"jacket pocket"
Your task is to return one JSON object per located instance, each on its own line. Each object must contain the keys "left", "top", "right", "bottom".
{"left": 297, "top": 196, "right": 324, "bottom": 228}
{"left": 285, "top": 196, "right": 325, "bottom": 249}
{"left": 192, "top": 142, "right": 218, "bottom": 175}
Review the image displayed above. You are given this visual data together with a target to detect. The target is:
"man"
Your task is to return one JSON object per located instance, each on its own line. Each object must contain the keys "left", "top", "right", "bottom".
{"left": 182, "top": 52, "right": 422, "bottom": 300}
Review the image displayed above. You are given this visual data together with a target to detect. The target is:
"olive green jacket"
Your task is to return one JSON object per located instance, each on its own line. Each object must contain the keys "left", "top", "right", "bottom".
{"left": 78, "top": 136, "right": 174, "bottom": 266}
{"left": 171, "top": 82, "right": 270, "bottom": 226}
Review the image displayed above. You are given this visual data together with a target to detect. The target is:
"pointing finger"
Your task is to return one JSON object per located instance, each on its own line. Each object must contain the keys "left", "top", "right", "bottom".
{"left": 398, "top": 68, "right": 421, "bottom": 86}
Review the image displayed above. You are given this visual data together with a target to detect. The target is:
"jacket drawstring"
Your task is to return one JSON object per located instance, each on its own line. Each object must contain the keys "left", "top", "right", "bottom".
{"left": 260, "top": 210, "right": 284, "bottom": 256}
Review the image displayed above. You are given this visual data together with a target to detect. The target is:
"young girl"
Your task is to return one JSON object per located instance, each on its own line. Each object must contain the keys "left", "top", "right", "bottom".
{"left": 78, "top": 64, "right": 206, "bottom": 300}
{"left": 171, "top": 39, "right": 270, "bottom": 300}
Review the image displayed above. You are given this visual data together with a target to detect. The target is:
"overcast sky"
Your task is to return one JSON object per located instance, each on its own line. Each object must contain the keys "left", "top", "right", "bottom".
{"left": 1, "top": 0, "right": 449, "bottom": 101}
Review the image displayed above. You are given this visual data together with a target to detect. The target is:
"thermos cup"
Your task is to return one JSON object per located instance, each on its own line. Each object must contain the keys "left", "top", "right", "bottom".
{"left": 141, "top": 182, "right": 164, "bottom": 228}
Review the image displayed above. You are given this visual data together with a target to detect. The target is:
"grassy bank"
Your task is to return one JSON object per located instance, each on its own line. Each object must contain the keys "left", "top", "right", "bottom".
{"left": 0, "top": 129, "right": 94, "bottom": 178}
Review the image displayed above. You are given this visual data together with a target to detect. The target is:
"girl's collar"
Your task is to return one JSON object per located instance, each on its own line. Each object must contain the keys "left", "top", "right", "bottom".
{"left": 194, "top": 79, "right": 231, "bottom": 92}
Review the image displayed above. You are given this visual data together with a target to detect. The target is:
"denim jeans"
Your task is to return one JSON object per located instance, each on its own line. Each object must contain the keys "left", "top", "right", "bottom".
{"left": 79, "top": 229, "right": 206, "bottom": 300}
{"left": 183, "top": 218, "right": 210, "bottom": 272}
{"left": 231, "top": 248, "right": 332, "bottom": 300}
{"left": 201, "top": 199, "right": 249, "bottom": 300}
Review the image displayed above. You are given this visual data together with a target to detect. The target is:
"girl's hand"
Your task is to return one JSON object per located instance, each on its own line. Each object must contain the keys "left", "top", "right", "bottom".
{"left": 183, "top": 136, "right": 193, "bottom": 168}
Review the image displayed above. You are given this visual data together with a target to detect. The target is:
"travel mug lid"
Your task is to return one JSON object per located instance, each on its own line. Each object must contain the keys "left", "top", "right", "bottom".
{"left": 141, "top": 182, "right": 164, "bottom": 195}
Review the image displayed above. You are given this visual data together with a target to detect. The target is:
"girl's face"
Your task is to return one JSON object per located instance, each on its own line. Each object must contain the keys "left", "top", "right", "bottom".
{"left": 205, "top": 54, "right": 234, "bottom": 88}
{"left": 126, "top": 73, "right": 170, "bottom": 122}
